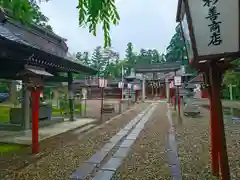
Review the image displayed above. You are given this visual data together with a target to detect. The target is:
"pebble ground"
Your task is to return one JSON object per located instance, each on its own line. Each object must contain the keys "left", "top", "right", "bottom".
{"left": 172, "top": 107, "right": 240, "bottom": 180}
{"left": 1, "top": 103, "right": 148, "bottom": 180}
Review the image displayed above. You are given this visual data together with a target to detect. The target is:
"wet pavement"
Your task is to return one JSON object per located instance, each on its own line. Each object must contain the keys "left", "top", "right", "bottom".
{"left": 202, "top": 105, "right": 240, "bottom": 125}
{"left": 72, "top": 103, "right": 158, "bottom": 180}
{"left": 166, "top": 105, "right": 182, "bottom": 180}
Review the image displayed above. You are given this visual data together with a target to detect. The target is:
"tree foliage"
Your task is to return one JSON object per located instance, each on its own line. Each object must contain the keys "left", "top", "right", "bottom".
{"left": 74, "top": 42, "right": 168, "bottom": 80}
{"left": 1, "top": 0, "right": 52, "bottom": 30}
{"left": 165, "top": 24, "right": 186, "bottom": 63}
{"left": 77, "top": 0, "right": 120, "bottom": 48}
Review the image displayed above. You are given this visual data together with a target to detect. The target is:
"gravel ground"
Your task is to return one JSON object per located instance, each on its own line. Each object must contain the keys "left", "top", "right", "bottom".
{"left": 113, "top": 103, "right": 172, "bottom": 180}
{"left": 1, "top": 103, "right": 149, "bottom": 180}
{"left": 75, "top": 99, "right": 129, "bottom": 119}
{"left": 172, "top": 107, "right": 240, "bottom": 180}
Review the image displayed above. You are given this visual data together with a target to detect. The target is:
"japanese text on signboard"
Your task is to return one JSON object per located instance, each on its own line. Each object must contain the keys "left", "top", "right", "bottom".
{"left": 202, "top": 0, "right": 222, "bottom": 46}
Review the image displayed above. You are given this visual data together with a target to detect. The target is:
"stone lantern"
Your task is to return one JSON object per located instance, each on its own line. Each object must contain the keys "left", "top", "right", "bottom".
{"left": 17, "top": 65, "right": 53, "bottom": 154}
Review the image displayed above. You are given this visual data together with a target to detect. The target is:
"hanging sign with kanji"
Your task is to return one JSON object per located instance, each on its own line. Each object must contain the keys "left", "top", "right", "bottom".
{"left": 118, "top": 82, "right": 124, "bottom": 88}
{"left": 170, "top": 81, "right": 175, "bottom": 88}
{"left": 99, "top": 78, "right": 107, "bottom": 88}
{"left": 174, "top": 76, "right": 182, "bottom": 86}
{"left": 186, "top": 0, "right": 239, "bottom": 56}
{"left": 133, "top": 84, "right": 141, "bottom": 90}
{"left": 127, "top": 83, "right": 132, "bottom": 89}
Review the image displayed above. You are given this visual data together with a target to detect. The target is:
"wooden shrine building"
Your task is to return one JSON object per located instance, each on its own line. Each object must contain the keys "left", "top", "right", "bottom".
{"left": 0, "top": 8, "right": 97, "bottom": 134}
{"left": 135, "top": 62, "right": 182, "bottom": 99}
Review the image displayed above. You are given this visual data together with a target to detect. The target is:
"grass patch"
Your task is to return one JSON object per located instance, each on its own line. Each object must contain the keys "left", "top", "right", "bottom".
{"left": 0, "top": 143, "right": 24, "bottom": 153}
{"left": 0, "top": 106, "right": 10, "bottom": 122}
{"left": 52, "top": 104, "right": 88, "bottom": 116}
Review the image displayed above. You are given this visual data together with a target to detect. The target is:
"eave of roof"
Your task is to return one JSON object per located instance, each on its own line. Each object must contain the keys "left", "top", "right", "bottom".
{"left": 176, "top": 0, "right": 182, "bottom": 22}
{"left": 188, "top": 74, "right": 203, "bottom": 83}
{"left": 0, "top": 24, "right": 97, "bottom": 75}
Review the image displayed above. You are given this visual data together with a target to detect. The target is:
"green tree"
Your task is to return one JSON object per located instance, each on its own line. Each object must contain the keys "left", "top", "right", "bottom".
{"left": 91, "top": 46, "right": 104, "bottom": 77}
{"left": 137, "top": 48, "right": 151, "bottom": 65}
{"left": 10, "top": 0, "right": 120, "bottom": 46}
{"left": 165, "top": 24, "right": 186, "bottom": 63}
{"left": 76, "top": 0, "right": 119, "bottom": 47}
{"left": 1, "top": 0, "right": 52, "bottom": 30}
{"left": 82, "top": 51, "right": 91, "bottom": 65}
{"left": 76, "top": 52, "right": 83, "bottom": 62}
{"left": 125, "top": 42, "right": 136, "bottom": 74}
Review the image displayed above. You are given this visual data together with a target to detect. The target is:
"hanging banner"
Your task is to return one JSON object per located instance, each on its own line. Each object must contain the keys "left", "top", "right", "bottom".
{"left": 174, "top": 76, "right": 182, "bottom": 86}
{"left": 118, "top": 82, "right": 124, "bottom": 88}
{"left": 99, "top": 78, "right": 107, "bottom": 88}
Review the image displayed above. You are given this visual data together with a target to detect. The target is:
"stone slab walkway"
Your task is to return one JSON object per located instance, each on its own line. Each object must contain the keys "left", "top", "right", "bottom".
{"left": 114, "top": 102, "right": 176, "bottom": 180}
{"left": 71, "top": 103, "right": 157, "bottom": 180}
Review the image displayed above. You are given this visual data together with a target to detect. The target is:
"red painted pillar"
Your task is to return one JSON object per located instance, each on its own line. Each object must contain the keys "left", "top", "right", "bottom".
{"left": 177, "top": 86, "right": 181, "bottom": 117}
{"left": 208, "top": 85, "right": 220, "bottom": 176}
{"left": 209, "top": 65, "right": 230, "bottom": 180}
{"left": 31, "top": 89, "right": 40, "bottom": 154}
{"left": 100, "top": 87, "right": 104, "bottom": 121}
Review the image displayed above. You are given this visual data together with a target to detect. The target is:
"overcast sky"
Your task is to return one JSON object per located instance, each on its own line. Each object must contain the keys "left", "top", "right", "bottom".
{"left": 39, "top": 0, "right": 178, "bottom": 58}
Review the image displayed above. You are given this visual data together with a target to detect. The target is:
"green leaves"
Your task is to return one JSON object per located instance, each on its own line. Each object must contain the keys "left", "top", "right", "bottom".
{"left": 1, "top": 0, "right": 52, "bottom": 30}
{"left": 77, "top": 0, "right": 120, "bottom": 48}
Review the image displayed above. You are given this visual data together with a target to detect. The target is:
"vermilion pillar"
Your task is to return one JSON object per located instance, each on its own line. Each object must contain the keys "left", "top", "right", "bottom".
{"left": 209, "top": 64, "right": 230, "bottom": 180}
{"left": 177, "top": 86, "right": 181, "bottom": 117}
{"left": 31, "top": 89, "right": 40, "bottom": 154}
{"left": 207, "top": 77, "right": 220, "bottom": 177}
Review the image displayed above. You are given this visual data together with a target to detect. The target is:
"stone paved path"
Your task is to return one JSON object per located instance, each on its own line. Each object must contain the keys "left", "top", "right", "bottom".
{"left": 72, "top": 103, "right": 157, "bottom": 180}
{"left": 113, "top": 102, "right": 178, "bottom": 180}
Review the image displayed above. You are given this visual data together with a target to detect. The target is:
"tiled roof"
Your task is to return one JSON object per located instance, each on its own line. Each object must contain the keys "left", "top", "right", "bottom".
{"left": 135, "top": 62, "right": 181, "bottom": 73}
{"left": 0, "top": 25, "right": 31, "bottom": 46}
{"left": 188, "top": 74, "right": 203, "bottom": 83}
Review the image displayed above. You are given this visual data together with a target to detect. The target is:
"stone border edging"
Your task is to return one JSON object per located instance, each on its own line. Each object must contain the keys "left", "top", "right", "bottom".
{"left": 72, "top": 103, "right": 156, "bottom": 180}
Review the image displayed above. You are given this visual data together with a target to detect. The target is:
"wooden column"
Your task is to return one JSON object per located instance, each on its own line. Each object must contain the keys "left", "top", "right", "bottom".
{"left": 22, "top": 83, "right": 30, "bottom": 130}
{"left": 206, "top": 72, "right": 219, "bottom": 177}
{"left": 209, "top": 63, "right": 230, "bottom": 180}
{"left": 68, "top": 72, "right": 74, "bottom": 121}
{"left": 31, "top": 89, "right": 40, "bottom": 154}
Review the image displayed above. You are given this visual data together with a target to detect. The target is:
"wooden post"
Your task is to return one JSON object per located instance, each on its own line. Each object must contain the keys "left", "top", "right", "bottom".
{"left": 209, "top": 63, "right": 230, "bottom": 180}
{"left": 84, "top": 97, "right": 87, "bottom": 116}
{"left": 100, "top": 87, "right": 104, "bottom": 122}
{"left": 151, "top": 85, "right": 154, "bottom": 99}
{"left": 174, "top": 71, "right": 177, "bottom": 110}
{"left": 68, "top": 72, "right": 74, "bottom": 121}
{"left": 128, "top": 88, "right": 130, "bottom": 107}
{"left": 206, "top": 72, "right": 220, "bottom": 177}
{"left": 229, "top": 84, "right": 233, "bottom": 100}
{"left": 31, "top": 89, "right": 40, "bottom": 154}
{"left": 177, "top": 86, "right": 181, "bottom": 117}
{"left": 135, "top": 90, "right": 138, "bottom": 103}
{"left": 119, "top": 88, "right": 122, "bottom": 113}
{"left": 79, "top": 93, "right": 82, "bottom": 116}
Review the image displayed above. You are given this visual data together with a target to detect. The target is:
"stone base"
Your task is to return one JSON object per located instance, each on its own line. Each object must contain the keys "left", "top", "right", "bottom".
{"left": 10, "top": 105, "right": 52, "bottom": 124}
{"left": 0, "top": 117, "right": 64, "bottom": 131}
